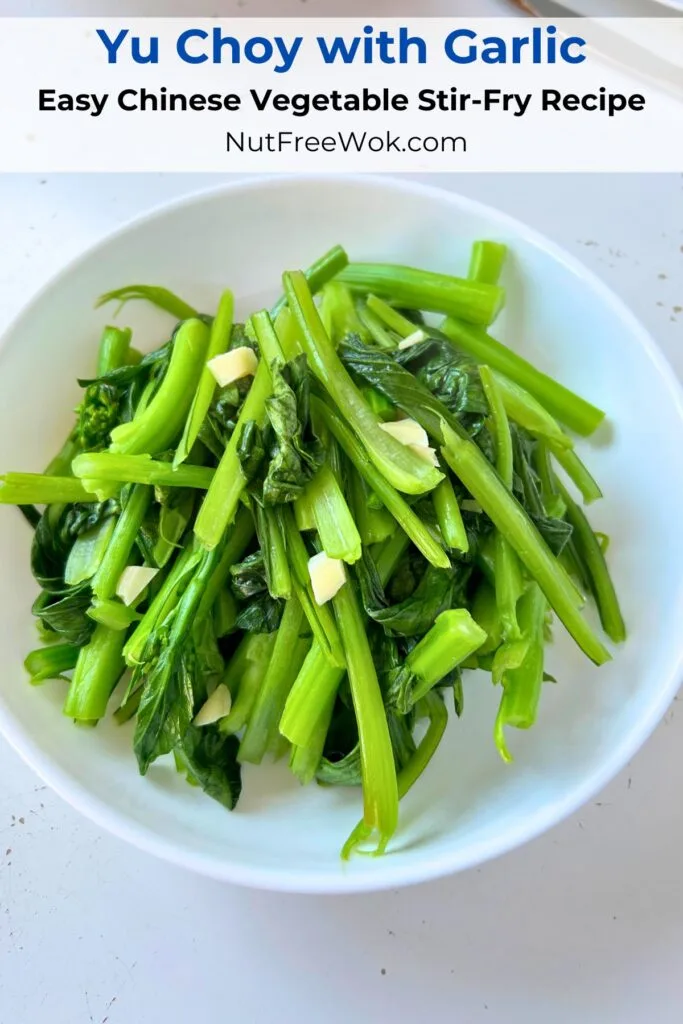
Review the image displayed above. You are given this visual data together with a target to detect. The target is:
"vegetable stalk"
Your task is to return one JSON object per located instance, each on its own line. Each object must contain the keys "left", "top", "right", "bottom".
{"left": 63, "top": 623, "right": 127, "bottom": 722}
{"left": 480, "top": 365, "right": 523, "bottom": 642}
{"left": 494, "top": 583, "right": 547, "bottom": 762}
{"left": 557, "top": 482, "right": 625, "bottom": 643}
{"left": 284, "top": 270, "right": 443, "bottom": 496}
{"left": 91, "top": 484, "right": 152, "bottom": 601}
{"left": 174, "top": 288, "right": 234, "bottom": 467}
{"left": 109, "top": 319, "right": 210, "bottom": 455}
{"left": 408, "top": 610, "right": 487, "bottom": 706}
{"left": 194, "top": 360, "right": 271, "bottom": 550}
{"left": 0, "top": 474, "right": 95, "bottom": 505}
{"left": 333, "top": 580, "right": 399, "bottom": 857}
{"left": 339, "top": 263, "right": 505, "bottom": 326}
{"left": 312, "top": 397, "right": 449, "bottom": 570}
{"left": 238, "top": 596, "right": 310, "bottom": 764}
{"left": 440, "top": 420, "right": 610, "bottom": 665}
{"left": 441, "top": 317, "right": 604, "bottom": 437}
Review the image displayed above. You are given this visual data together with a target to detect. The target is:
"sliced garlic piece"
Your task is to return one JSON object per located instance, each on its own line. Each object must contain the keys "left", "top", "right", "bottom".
{"left": 193, "top": 684, "right": 232, "bottom": 727}
{"left": 408, "top": 443, "right": 439, "bottom": 467}
{"left": 379, "top": 418, "right": 429, "bottom": 449}
{"left": 207, "top": 347, "right": 258, "bottom": 387}
{"left": 397, "top": 328, "right": 429, "bottom": 350}
{"left": 308, "top": 551, "right": 346, "bottom": 606}
{"left": 115, "top": 566, "right": 159, "bottom": 607}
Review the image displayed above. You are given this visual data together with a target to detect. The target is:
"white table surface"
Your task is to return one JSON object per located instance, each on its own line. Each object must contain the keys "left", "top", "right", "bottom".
{"left": 0, "top": 173, "right": 682, "bottom": 1024}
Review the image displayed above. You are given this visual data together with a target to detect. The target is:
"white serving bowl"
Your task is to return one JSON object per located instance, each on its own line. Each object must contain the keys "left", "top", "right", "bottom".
{"left": 1, "top": 175, "right": 682, "bottom": 893}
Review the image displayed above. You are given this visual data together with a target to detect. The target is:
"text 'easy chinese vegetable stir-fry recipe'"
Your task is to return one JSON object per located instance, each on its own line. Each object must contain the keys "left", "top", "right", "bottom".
{"left": 0, "top": 240, "right": 624, "bottom": 858}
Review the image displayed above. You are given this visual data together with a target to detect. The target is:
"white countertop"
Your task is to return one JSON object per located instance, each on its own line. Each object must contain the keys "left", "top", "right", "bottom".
{"left": 1, "top": 173, "right": 682, "bottom": 1024}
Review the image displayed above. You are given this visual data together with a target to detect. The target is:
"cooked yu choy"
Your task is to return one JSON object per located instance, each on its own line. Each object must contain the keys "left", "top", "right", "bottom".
{"left": 1, "top": 238, "right": 624, "bottom": 857}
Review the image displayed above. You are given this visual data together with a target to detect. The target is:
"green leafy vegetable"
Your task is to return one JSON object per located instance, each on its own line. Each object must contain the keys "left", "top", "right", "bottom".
{"left": 176, "top": 726, "right": 242, "bottom": 809}
{"left": 441, "top": 317, "right": 605, "bottom": 437}
{"left": 284, "top": 271, "right": 443, "bottom": 497}
{"left": 5, "top": 238, "right": 624, "bottom": 858}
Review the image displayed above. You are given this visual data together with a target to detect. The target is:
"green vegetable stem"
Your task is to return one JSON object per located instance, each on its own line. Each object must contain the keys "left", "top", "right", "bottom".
{"left": 339, "top": 263, "right": 505, "bottom": 326}
{"left": 109, "top": 319, "right": 210, "bottom": 456}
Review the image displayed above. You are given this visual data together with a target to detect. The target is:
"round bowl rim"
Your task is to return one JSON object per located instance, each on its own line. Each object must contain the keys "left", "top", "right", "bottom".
{"left": 1, "top": 172, "right": 682, "bottom": 894}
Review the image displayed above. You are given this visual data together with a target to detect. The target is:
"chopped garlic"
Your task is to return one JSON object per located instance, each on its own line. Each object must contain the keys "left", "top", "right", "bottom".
{"left": 207, "top": 347, "right": 258, "bottom": 387}
{"left": 398, "top": 328, "right": 429, "bottom": 350}
{"left": 379, "top": 418, "right": 429, "bottom": 449}
{"left": 308, "top": 551, "right": 346, "bottom": 606}
{"left": 115, "top": 565, "right": 159, "bottom": 607}
{"left": 409, "top": 443, "right": 439, "bottom": 467}
{"left": 193, "top": 684, "right": 232, "bottom": 727}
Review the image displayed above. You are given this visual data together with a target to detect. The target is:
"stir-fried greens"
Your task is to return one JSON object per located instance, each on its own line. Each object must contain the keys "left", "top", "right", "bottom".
{"left": 1, "top": 240, "right": 625, "bottom": 857}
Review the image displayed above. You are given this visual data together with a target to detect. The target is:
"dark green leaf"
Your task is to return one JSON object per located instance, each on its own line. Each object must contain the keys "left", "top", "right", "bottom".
{"left": 191, "top": 617, "right": 224, "bottom": 697}
{"left": 18, "top": 505, "right": 41, "bottom": 529}
{"left": 355, "top": 550, "right": 387, "bottom": 616}
{"left": 340, "top": 334, "right": 485, "bottom": 440}
{"left": 236, "top": 420, "right": 266, "bottom": 484}
{"left": 133, "top": 652, "right": 195, "bottom": 774}
{"left": 383, "top": 664, "right": 418, "bottom": 716}
{"left": 452, "top": 676, "right": 465, "bottom": 716}
{"left": 230, "top": 555, "right": 285, "bottom": 632}
{"left": 395, "top": 333, "right": 488, "bottom": 429}
{"left": 384, "top": 545, "right": 427, "bottom": 605}
{"left": 512, "top": 428, "right": 572, "bottom": 556}
{"left": 261, "top": 356, "right": 324, "bottom": 505}
{"left": 31, "top": 585, "right": 94, "bottom": 646}
{"left": 31, "top": 500, "right": 119, "bottom": 592}
{"left": 370, "top": 563, "right": 473, "bottom": 638}
{"left": 532, "top": 514, "right": 573, "bottom": 557}
{"left": 78, "top": 341, "right": 171, "bottom": 390}
{"left": 230, "top": 551, "right": 269, "bottom": 600}
{"left": 176, "top": 725, "right": 242, "bottom": 810}
{"left": 234, "top": 593, "right": 283, "bottom": 633}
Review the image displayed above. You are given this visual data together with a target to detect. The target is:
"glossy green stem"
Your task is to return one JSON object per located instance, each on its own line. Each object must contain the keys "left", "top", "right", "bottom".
{"left": 270, "top": 245, "right": 348, "bottom": 319}
{"left": 73, "top": 453, "right": 213, "bottom": 493}
{"left": 334, "top": 581, "right": 399, "bottom": 858}
{"left": 339, "top": 263, "right": 505, "bottom": 326}
{"left": 284, "top": 270, "right": 443, "bottom": 497}
{"left": 97, "top": 326, "right": 133, "bottom": 376}
{"left": 175, "top": 288, "right": 234, "bottom": 467}
{"left": 63, "top": 623, "right": 126, "bottom": 722}
{"left": 440, "top": 420, "right": 610, "bottom": 665}
{"left": 441, "top": 317, "right": 605, "bottom": 437}
{"left": 238, "top": 597, "right": 310, "bottom": 765}
{"left": 194, "top": 360, "right": 272, "bottom": 550}
{"left": 551, "top": 445, "right": 603, "bottom": 504}
{"left": 558, "top": 482, "right": 625, "bottom": 644}
{"left": 432, "top": 474, "right": 469, "bottom": 553}
{"left": 0, "top": 474, "right": 95, "bottom": 505}
{"left": 312, "top": 397, "right": 449, "bottom": 571}
{"left": 468, "top": 241, "right": 507, "bottom": 287}
{"left": 92, "top": 484, "right": 152, "bottom": 601}
{"left": 307, "top": 463, "right": 362, "bottom": 563}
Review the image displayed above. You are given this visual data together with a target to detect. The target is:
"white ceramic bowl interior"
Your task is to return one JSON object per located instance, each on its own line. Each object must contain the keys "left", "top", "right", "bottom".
{"left": 1, "top": 175, "right": 682, "bottom": 893}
